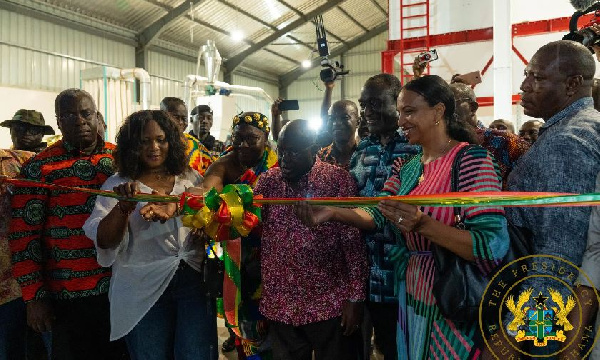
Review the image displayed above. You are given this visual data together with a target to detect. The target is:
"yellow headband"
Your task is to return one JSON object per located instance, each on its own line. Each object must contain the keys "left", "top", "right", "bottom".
{"left": 232, "top": 112, "right": 270, "bottom": 134}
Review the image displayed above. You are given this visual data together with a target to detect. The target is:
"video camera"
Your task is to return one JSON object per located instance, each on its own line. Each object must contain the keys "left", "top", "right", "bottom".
{"left": 315, "top": 15, "right": 349, "bottom": 83}
{"left": 563, "top": 0, "right": 600, "bottom": 48}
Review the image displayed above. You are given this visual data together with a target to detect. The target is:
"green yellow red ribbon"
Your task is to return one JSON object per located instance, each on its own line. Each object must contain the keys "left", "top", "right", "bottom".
{"left": 5, "top": 176, "right": 597, "bottom": 207}
{"left": 5, "top": 176, "right": 600, "bottom": 239}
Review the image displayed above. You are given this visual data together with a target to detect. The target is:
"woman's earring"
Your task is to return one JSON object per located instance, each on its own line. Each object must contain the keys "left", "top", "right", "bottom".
{"left": 435, "top": 120, "right": 440, "bottom": 126}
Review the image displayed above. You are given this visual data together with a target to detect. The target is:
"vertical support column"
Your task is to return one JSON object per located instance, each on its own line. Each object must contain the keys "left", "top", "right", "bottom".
{"left": 493, "top": 0, "right": 512, "bottom": 120}
{"left": 223, "top": 71, "right": 233, "bottom": 85}
{"left": 389, "top": 0, "right": 401, "bottom": 41}
{"left": 135, "top": 47, "right": 148, "bottom": 105}
{"left": 340, "top": 52, "right": 347, "bottom": 99}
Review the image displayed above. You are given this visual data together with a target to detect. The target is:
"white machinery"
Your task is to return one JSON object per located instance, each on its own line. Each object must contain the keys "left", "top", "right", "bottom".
{"left": 81, "top": 66, "right": 151, "bottom": 142}
{"left": 183, "top": 40, "right": 273, "bottom": 142}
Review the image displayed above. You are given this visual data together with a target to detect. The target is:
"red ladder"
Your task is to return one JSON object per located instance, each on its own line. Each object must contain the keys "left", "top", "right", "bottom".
{"left": 399, "top": 0, "right": 431, "bottom": 85}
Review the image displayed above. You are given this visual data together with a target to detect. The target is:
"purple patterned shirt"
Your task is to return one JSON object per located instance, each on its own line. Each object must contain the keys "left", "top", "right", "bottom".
{"left": 255, "top": 159, "right": 368, "bottom": 326}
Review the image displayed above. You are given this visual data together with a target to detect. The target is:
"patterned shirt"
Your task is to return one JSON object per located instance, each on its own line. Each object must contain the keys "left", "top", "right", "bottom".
{"left": 9, "top": 140, "right": 116, "bottom": 302}
{"left": 476, "top": 128, "right": 529, "bottom": 188}
{"left": 349, "top": 131, "right": 420, "bottom": 303}
{"left": 316, "top": 143, "right": 357, "bottom": 170}
{"left": 507, "top": 97, "right": 600, "bottom": 293}
{"left": 255, "top": 159, "right": 368, "bottom": 326}
{"left": 0, "top": 149, "right": 34, "bottom": 306}
{"left": 185, "top": 133, "right": 216, "bottom": 176}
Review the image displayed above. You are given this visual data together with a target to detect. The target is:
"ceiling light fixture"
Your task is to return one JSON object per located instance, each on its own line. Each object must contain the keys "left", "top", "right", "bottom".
{"left": 231, "top": 30, "right": 244, "bottom": 42}
{"left": 302, "top": 60, "right": 312, "bottom": 68}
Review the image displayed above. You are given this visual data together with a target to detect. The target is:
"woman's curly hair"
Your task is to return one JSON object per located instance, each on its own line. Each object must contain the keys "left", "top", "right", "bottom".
{"left": 114, "top": 110, "right": 187, "bottom": 179}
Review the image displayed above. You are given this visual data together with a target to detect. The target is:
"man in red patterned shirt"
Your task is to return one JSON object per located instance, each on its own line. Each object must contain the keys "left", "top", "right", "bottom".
{"left": 9, "top": 89, "right": 127, "bottom": 359}
{"left": 255, "top": 120, "right": 368, "bottom": 360}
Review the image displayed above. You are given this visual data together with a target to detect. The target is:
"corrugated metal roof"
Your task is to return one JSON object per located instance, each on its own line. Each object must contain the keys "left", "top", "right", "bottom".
{"left": 243, "top": 48, "right": 297, "bottom": 75}
{"left": 340, "top": 0, "right": 388, "bottom": 31}
{"left": 31, "top": 0, "right": 388, "bottom": 76}
{"left": 322, "top": 7, "right": 364, "bottom": 42}
{"left": 43, "top": 0, "right": 166, "bottom": 30}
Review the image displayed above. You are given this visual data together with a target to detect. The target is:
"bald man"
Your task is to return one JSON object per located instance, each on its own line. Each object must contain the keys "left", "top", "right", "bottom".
{"left": 255, "top": 120, "right": 367, "bottom": 360}
{"left": 317, "top": 100, "right": 359, "bottom": 169}
{"left": 500, "top": 40, "right": 600, "bottom": 358}
{"left": 518, "top": 120, "right": 543, "bottom": 145}
{"left": 488, "top": 119, "right": 515, "bottom": 133}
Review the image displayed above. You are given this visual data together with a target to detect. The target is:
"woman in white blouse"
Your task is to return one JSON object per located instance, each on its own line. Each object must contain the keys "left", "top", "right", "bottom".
{"left": 83, "top": 110, "right": 217, "bottom": 360}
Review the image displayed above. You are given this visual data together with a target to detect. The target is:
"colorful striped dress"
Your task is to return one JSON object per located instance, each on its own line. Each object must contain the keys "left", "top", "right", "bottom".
{"left": 365, "top": 143, "right": 509, "bottom": 359}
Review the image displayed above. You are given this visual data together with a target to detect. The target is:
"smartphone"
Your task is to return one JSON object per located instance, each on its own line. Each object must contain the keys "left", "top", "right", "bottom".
{"left": 455, "top": 71, "right": 482, "bottom": 86}
{"left": 417, "top": 49, "right": 438, "bottom": 65}
{"left": 278, "top": 100, "right": 299, "bottom": 111}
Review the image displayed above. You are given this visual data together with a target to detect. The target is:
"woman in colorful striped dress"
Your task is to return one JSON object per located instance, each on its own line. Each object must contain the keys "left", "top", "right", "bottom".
{"left": 296, "top": 75, "right": 509, "bottom": 359}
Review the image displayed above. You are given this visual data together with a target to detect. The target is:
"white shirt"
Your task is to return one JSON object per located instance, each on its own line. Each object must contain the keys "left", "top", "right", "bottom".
{"left": 83, "top": 170, "right": 203, "bottom": 340}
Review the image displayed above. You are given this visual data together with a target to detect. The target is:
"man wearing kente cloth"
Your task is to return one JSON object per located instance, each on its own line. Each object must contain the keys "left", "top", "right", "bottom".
{"left": 201, "top": 112, "right": 277, "bottom": 359}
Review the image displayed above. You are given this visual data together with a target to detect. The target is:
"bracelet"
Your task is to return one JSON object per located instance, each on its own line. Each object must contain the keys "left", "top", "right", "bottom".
{"left": 117, "top": 201, "right": 134, "bottom": 215}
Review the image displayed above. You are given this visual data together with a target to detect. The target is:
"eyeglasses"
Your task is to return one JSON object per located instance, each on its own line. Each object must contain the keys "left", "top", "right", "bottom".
{"left": 232, "top": 134, "right": 262, "bottom": 146}
{"left": 58, "top": 111, "right": 96, "bottom": 123}
{"left": 277, "top": 144, "right": 314, "bottom": 159}
{"left": 455, "top": 97, "right": 475, "bottom": 104}
{"left": 12, "top": 123, "right": 44, "bottom": 135}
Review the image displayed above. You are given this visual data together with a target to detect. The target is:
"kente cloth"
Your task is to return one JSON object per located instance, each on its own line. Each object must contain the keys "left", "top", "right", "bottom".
{"left": 364, "top": 144, "right": 509, "bottom": 359}
{"left": 185, "top": 133, "right": 216, "bottom": 176}
{"left": 9, "top": 140, "right": 115, "bottom": 302}
{"left": 476, "top": 128, "right": 529, "bottom": 189}
{"left": 0, "top": 149, "right": 34, "bottom": 305}
{"left": 221, "top": 146, "right": 278, "bottom": 358}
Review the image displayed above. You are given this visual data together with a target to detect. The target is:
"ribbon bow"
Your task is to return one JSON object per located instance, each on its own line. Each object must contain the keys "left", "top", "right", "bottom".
{"left": 181, "top": 184, "right": 261, "bottom": 241}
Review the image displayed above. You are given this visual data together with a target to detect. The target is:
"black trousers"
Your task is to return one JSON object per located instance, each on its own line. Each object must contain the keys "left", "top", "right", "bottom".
{"left": 270, "top": 317, "right": 361, "bottom": 360}
{"left": 367, "top": 301, "right": 398, "bottom": 360}
{"left": 50, "top": 294, "right": 128, "bottom": 360}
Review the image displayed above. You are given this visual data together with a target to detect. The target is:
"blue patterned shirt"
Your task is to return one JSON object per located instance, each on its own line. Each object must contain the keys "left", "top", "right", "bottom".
{"left": 507, "top": 97, "right": 600, "bottom": 305}
{"left": 349, "top": 131, "right": 420, "bottom": 303}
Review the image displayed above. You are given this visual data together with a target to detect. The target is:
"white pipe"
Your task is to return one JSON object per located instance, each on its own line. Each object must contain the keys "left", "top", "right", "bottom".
{"left": 213, "top": 80, "right": 274, "bottom": 103}
{"left": 230, "top": 93, "right": 262, "bottom": 102}
{"left": 493, "top": 0, "right": 513, "bottom": 121}
{"left": 119, "top": 68, "right": 151, "bottom": 110}
{"left": 183, "top": 75, "right": 209, "bottom": 110}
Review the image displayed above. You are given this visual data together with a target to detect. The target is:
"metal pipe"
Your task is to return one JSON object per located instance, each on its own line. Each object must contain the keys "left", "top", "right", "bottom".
{"left": 119, "top": 68, "right": 151, "bottom": 110}
{"left": 183, "top": 75, "right": 209, "bottom": 110}
{"left": 213, "top": 81, "right": 274, "bottom": 103}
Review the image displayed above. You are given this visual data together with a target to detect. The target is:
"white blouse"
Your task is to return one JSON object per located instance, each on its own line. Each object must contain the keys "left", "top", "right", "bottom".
{"left": 83, "top": 170, "right": 204, "bottom": 340}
